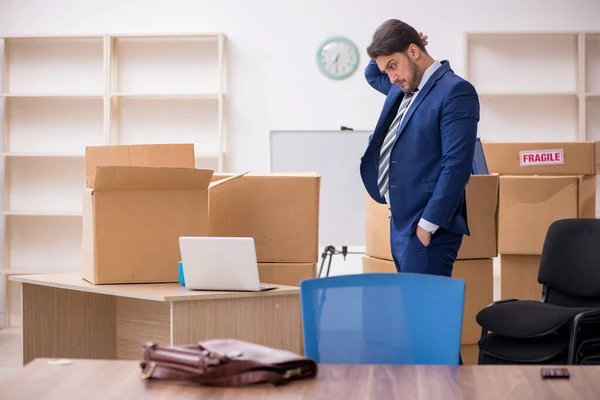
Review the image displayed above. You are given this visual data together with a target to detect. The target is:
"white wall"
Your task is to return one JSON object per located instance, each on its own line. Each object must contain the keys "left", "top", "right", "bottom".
{"left": 1, "top": 0, "right": 599, "bottom": 173}
{"left": 0, "top": 0, "right": 598, "bottom": 325}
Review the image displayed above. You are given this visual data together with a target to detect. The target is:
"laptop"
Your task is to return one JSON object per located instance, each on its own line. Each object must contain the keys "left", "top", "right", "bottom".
{"left": 178, "top": 236, "right": 276, "bottom": 292}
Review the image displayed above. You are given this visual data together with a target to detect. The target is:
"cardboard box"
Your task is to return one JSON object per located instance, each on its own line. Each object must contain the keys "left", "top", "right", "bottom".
{"left": 498, "top": 175, "right": 595, "bottom": 255}
{"left": 365, "top": 174, "right": 499, "bottom": 261}
{"left": 85, "top": 143, "right": 196, "bottom": 188}
{"left": 361, "top": 256, "right": 493, "bottom": 345}
{"left": 482, "top": 141, "right": 600, "bottom": 175}
{"left": 362, "top": 255, "right": 396, "bottom": 273}
{"left": 461, "top": 344, "right": 479, "bottom": 365}
{"left": 82, "top": 144, "right": 243, "bottom": 285}
{"left": 82, "top": 165, "right": 240, "bottom": 284}
{"left": 452, "top": 259, "right": 494, "bottom": 344}
{"left": 500, "top": 254, "right": 543, "bottom": 301}
{"left": 210, "top": 173, "right": 321, "bottom": 263}
{"left": 258, "top": 263, "right": 316, "bottom": 287}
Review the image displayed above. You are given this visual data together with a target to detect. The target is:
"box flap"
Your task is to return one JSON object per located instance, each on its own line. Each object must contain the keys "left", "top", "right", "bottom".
{"left": 93, "top": 166, "right": 212, "bottom": 191}
{"left": 85, "top": 144, "right": 196, "bottom": 188}
{"left": 208, "top": 171, "right": 250, "bottom": 189}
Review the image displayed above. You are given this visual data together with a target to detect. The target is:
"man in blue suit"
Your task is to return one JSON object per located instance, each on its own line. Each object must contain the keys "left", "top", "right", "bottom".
{"left": 360, "top": 19, "right": 480, "bottom": 277}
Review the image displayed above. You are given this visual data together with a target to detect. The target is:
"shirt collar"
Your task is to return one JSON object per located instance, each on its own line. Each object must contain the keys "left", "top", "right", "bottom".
{"left": 416, "top": 60, "right": 442, "bottom": 92}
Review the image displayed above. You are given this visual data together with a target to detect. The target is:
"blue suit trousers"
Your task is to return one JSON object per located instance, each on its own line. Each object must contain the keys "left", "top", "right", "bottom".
{"left": 390, "top": 216, "right": 464, "bottom": 365}
{"left": 389, "top": 217, "right": 464, "bottom": 277}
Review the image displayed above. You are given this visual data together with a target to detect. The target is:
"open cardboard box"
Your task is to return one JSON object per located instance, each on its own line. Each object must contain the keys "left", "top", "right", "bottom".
{"left": 81, "top": 144, "right": 322, "bottom": 285}
{"left": 81, "top": 144, "right": 244, "bottom": 284}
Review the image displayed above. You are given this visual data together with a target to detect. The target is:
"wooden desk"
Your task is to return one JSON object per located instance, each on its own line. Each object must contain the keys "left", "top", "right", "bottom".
{"left": 2, "top": 359, "right": 600, "bottom": 399}
{"left": 9, "top": 273, "right": 301, "bottom": 365}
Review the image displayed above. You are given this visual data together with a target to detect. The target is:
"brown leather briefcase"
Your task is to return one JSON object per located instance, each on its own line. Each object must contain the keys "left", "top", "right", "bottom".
{"left": 140, "top": 339, "right": 318, "bottom": 387}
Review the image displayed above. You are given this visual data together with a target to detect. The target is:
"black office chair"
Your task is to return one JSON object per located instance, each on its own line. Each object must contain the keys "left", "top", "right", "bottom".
{"left": 476, "top": 218, "right": 600, "bottom": 365}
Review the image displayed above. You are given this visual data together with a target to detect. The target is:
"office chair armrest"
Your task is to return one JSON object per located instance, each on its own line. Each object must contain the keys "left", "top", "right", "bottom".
{"left": 476, "top": 299, "right": 520, "bottom": 365}
{"left": 478, "top": 299, "right": 519, "bottom": 339}
{"left": 567, "top": 309, "right": 600, "bottom": 364}
{"left": 574, "top": 309, "right": 600, "bottom": 325}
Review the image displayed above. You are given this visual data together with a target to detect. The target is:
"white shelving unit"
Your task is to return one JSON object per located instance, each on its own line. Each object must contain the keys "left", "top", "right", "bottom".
{"left": 0, "top": 33, "right": 227, "bottom": 327}
{"left": 465, "top": 31, "right": 600, "bottom": 215}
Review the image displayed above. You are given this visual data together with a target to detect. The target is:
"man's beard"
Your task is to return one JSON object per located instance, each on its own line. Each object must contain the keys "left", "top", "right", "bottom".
{"left": 406, "top": 59, "right": 423, "bottom": 93}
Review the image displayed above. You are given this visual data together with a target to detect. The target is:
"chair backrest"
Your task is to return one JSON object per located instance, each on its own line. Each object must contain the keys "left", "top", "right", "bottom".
{"left": 539, "top": 218, "right": 600, "bottom": 307}
{"left": 299, "top": 273, "right": 465, "bottom": 365}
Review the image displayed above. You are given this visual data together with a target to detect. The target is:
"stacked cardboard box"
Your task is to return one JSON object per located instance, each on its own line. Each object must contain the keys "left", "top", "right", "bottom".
{"left": 482, "top": 141, "right": 599, "bottom": 301}
{"left": 363, "top": 174, "right": 499, "bottom": 365}
{"left": 81, "top": 144, "right": 321, "bottom": 287}
{"left": 210, "top": 173, "right": 320, "bottom": 286}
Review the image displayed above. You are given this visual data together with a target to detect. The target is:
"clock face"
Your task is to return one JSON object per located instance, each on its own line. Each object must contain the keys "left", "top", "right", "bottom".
{"left": 317, "top": 37, "right": 359, "bottom": 80}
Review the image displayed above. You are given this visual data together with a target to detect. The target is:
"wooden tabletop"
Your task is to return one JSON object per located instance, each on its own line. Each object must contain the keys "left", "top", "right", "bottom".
{"left": 9, "top": 273, "right": 299, "bottom": 302}
{"left": 1, "top": 359, "right": 600, "bottom": 399}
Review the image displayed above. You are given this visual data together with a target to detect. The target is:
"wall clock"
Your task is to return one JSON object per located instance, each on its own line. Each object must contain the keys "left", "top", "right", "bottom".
{"left": 316, "top": 36, "right": 359, "bottom": 80}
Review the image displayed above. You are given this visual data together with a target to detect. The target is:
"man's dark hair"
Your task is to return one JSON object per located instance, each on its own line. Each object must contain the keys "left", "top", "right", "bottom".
{"left": 366, "top": 19, "right": 427, "bottom": 59}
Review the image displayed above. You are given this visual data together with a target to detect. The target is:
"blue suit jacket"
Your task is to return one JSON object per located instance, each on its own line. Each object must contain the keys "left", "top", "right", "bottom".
{"left": 360, "top": 59, "right": 480, "bottom": 237}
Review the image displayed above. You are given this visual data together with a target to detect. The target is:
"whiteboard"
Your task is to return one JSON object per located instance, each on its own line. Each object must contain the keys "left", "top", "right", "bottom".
{"left": 269, "top": 130, "right": 372, "bottom": 247}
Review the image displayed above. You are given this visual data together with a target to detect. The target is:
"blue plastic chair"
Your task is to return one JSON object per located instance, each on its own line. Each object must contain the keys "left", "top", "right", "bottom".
{"left": 299, "top": 273, "right": 465, "bottom": 365}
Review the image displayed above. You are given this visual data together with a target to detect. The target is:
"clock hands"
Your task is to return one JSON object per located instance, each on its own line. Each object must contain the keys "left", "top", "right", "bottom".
{"left": 330, "top": 54, "right": 340, "bottom": 73}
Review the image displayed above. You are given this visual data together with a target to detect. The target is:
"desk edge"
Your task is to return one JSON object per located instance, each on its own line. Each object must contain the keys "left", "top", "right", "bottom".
{"left": 9, "top": 274, "right": 300, "bottom": 302}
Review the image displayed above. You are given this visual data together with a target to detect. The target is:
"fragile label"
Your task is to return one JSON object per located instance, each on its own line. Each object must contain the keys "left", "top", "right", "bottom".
{"left": 519, "top": 149, "right": 564, "bottom": 167}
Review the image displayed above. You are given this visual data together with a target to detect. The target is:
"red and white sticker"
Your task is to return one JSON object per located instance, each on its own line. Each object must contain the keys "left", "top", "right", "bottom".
{"left": 519, "top": 149, "right": 564, "bottom": 167}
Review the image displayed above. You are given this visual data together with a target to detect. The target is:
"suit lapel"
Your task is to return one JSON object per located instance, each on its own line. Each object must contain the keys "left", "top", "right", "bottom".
{"left": 394, "top": 62, "right": 450, "bottom": 141}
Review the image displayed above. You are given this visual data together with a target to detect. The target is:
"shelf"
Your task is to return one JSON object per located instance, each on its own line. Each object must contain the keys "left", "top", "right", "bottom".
{"left": 2, "top": 152, "right": 219, "bottom": 159}
{"left": 110, "top": 33, "right": 222, "bottom": 40}
{"left": 5, "top": 96, "right": 105, "bottom": 154}
{"left": 587, "top": 97, "right": 600, "bottom": 141}
{"left": 111, "top": 93, "right": 221, "bottom": 100}
{"left": 194, "top": 152, "right": 222, "bottom": 171}
{"left": 1, "top": 93, "right": 103, "bottom": 98}
{"left": 586, "top": 34, "right": 600, "bottom": 94}
{"left": 466, "top": 33, "right": 578, "bottom": 95}
{"left": 113, "top": 36, "right": 222, "bottom": 94}
{"left": 6, "top": 216, "right": 82, "bottom": 271}
{"left": 6, "top": 157, "right": 85, "bottom": 215}
{"left": 0, "top": 32, "right": 228, "bottom": 280}
{"left": 4, "top": 37, "right": 104, "bottom": 95}
{"left": 5, "top": 35, "right": 104, "bottom": 39}
{"left": 115, "top": 97, "right": 220, "bottom": 152}
{"left": 1, "top": 152, "right": 84, "bottom": 158}
{"left": 478, "top": 95, "right": 578, "bottom": 142}
{"left": 1, "top": 211, "right": 82, "bottom": 216}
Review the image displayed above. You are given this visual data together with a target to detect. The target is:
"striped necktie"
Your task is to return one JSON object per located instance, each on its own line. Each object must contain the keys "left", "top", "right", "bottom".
{"left": 377, "top": 90, "right": 416, "bottom": 198}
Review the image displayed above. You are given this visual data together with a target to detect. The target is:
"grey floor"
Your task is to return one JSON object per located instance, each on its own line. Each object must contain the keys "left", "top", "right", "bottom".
{"left": 0, "top": 328, "right": 22, "bottom": 383}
